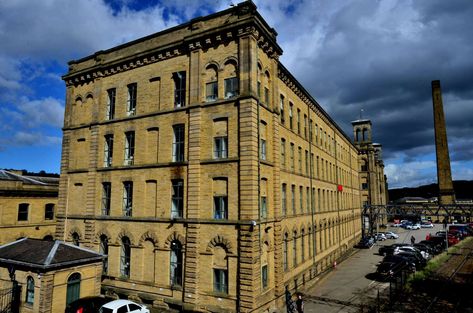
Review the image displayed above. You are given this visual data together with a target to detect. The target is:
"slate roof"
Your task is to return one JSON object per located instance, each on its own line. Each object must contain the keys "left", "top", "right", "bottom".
{"left": 0, "top": 169, "right": 59, "bottom": 186}
{"left": 0, "top": 238, "right": 104, "bottom": 271}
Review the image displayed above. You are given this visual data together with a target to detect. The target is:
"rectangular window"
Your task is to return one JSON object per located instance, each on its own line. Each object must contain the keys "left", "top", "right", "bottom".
{"left": 127, "top": 83, "right": 137, "bottom": 116}
{"left": 104, "top": 134, "right": 114, "bottom": 167}
{"left": 309, "top": 119, "right": 313, "bottom": 142}
{"left": 299, "top": 186, "right": 303, "bottom": 213}
{"left": 260, "top": 139, "right": 267, "bottom": 160}
{"left": 290, "top": 143, "right": 295, "bottom": 171}
{"left": 172, "top": 124, "right": 185, "bottom": 162}
{"left": 297, "top": 109, "right": 301, "bottom": 134}
{"left": 281, "top": 139, "right": 286, "bottom": 166}
{"left": 102, "top": 183, "right": 111, "bottom": 215}
{"left": 206, "top": 81, "right": 218, "bottom": 102}
{"left": 124, "top": 131, "right": 135, "bottom": 165}
{"left": 280, "top": 95, "right": 285, "bottom": 124}
{"left": 106, "top": 88, "right": 116, "bottom": 120}
{"left": 304, "top": 114, "right": 308, "bottom": 138}
{"left": 291, "top": 185, "right": 296, "bottom": 215}
{"left": 214, "top": 269, "right": 228, "bottom": 294}
{"left": 289, "top": 102, "right": 293, "bottom": 129}
{"left": 173, "top": 71, "right": 186, "bottom": 108}
{"left": 262, "top": 265, "right": 268, "bottom": 289}
{"left": 214, "top": 136, "right": 228, "bottom": 159}
{"left": 264, "top": 87, "right": 269, "bottom": 105}
{"left": 306, "top": 187, "right": 310, "bottom": 213}
{"left": 305, "top": 150, "right": 309, "bottom": 175}
{"left": 18, "top": 203, "right": 29, "bottom": 221}
{"left": 298, "top": 147, "right": 302, "bottom": 173}
{"left": 171, "top": 179, "right": 184, "bottom": 218}
{"left": 282, "top": 184, "right": 287, "bottom": 215}
{"left": 224, "top": 77, "right": 239, "bottom": 99}
{"left": 260, "top": 196, "right": 267, "bottom": 218}
{"left": 257, "top": 81, "right": 261, "bottom": 99}
{"left": 45, "top": 203, "right": 54, "bottom": 220}
{"left": 362, "top": 182, "right": 369, "bottom": 190}
{"left": 214, "top": 196, "right": 228, "bottom": 219}
{"left": 122, "top": 181, "right": 133, "bottom": 217}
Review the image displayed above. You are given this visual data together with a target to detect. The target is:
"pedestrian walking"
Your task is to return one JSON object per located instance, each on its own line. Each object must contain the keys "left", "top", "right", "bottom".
{"left": 296, "top": 293, "right": 304, "bottom": 313}
{"left": 410, "top": 235, "right": 415, "bottom": 245}
{"left": 285, "top": 288, "right": 297, "bottom": 313}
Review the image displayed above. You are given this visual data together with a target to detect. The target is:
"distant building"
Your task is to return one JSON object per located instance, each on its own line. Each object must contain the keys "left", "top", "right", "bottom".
{"left": 0, "top": 170, "right": 58, "bottom": 244}
{"left": 58, "top": 2, "right": 363, "bottom": 312}
{"left": 0, "top": 238, "right": 103, "bottom": 313}
{"left": 351, "top": 120, "right": 387, "bottom": 207}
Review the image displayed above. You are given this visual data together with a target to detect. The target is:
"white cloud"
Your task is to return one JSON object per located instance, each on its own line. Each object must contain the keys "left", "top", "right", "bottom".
{"left": 385, "top": 160, "right": 437, "bottom": 188}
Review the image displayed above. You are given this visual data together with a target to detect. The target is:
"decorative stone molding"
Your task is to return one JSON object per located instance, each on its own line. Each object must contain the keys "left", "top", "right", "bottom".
{"left": 206, "top": 235, "right": 233, "bottom": 254}
{"left": 164, "top": 231, "right": 186, "bottom": 249}
{"left": 138, "top": 231, "right": 159, "bottom": 247}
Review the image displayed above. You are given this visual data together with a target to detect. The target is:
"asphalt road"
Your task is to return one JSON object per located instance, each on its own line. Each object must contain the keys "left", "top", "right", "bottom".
{"left": 302, "top": 224, "right": 444, "bottom": 313}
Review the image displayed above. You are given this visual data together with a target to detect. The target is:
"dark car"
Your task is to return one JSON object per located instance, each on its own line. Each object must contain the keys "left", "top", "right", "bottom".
{"left": 65, "top": 296, "right": 114, "bottom": 313}
{"left": 382, "top": 255, "right": 416, "bottom": 272}
{"left": 377, "top": 259, "right": 411, "bottom": 279}
{"left": 356, "top": 237, "right": 374, "bottom": 248}
{"left": 419, "top": 240, "right": 443, "bottom": 255}
{"left": 378, "top": 243, "right": 410, "bottom": 256}
{"left": 413, "top": 243, "right": 434, "bottom": 255}
{"left": 396, "top": 251, "right": 426, "bottom": 269}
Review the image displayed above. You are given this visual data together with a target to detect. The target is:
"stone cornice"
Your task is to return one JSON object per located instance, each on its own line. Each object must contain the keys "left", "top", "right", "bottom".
{"left": 63, "top": 8, "right": 282, "bottom": 87}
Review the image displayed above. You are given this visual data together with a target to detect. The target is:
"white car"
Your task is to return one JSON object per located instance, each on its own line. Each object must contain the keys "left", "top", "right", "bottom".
{"left": 100, "top": 300, "right": 150, "bottom": 313}
{"left": 411, "top": 223, "right": 421, "bottom": 230}
{"left": 384, "top": 231, "right": 399, "bottom": 239}
{"left": 394, "top": 246, "right": 429, "bottom": 259}
{"left": 421, "top": 222, "right": 434, "bottom": 228}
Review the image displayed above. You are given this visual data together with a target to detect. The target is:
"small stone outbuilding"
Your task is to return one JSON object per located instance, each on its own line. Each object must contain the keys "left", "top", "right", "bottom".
{"left": 0, "top": 238, "right": 104, "bottom": 313}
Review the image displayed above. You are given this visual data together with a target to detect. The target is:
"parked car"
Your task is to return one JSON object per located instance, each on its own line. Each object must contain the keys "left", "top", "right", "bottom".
{"left": 413, "top": 243, "right": 435, "bottom": 256}
{"left": 356, "top": 237, "right": 374, "bottom": 248}
{"left": 376, "top": 233, "right": 387, "bottom": 241}
{"left": 100, "top": 300, "right": 150, "bottom": 313}
{"left": 384, "top": 231, "right": 399, "bottom": 239}
{"left": 391, "top": 223, "right": 402, "bottom": 227}
{"left": 382, "top": 255, "right": 416, "bottom": 272}
{"left": 376, "top": 259, "right": 411, "bottom": 279}
{"left": 379, "top": 243, "right": 410, "bottom": 256}
{"left": 411, "top": 223, "right": 421, "bottom": 230}
{"left": 403, "top": 222, "right": 413, "bottom": 229}
{"left": 395, "top": 246, "right": 430, "bottom": 260}
{"left": 421, "top": 222, "right": 434, "bottom": 228}
{"left": 419, "top": 240, "right": 443, "bottom": 255}
{"left": 396, "top": 251, "right": 426, "bottom": 269}
{"left": 66, "top": 296, "right": 114, "bottom": 313}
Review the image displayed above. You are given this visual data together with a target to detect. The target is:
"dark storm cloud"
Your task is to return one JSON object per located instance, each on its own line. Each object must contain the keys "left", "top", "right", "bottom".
{"left": 255, "top": 0, "right": 473, "bottom": 186}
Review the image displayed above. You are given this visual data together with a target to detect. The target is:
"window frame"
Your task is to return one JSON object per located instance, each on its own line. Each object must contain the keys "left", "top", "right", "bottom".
{"left": 213, "top": 268, "right": 228, "bottom": 294}
{"left": 224, "top": 77, "right": 239, "bottom": 99}
{"left": 26, "top": 276, "right": 34, "bottom": 305}
{"left": 213, "top": 136, "right": 228, "bottom": 159}
{"left": 44, "top": 203, "right": 54, "bottom": 220}
{"left": 126, "top": 83, "right": 137, "bottom": 116}
{"left": 106, "top": 88, "right": 116, "bottom": 120}
{"left": 124, "top": 131, "right": 135, "bottom": 165}
{"left": 122, "top": 181, "right": 133, "bottom": 217}
{"left": 172, "top": 124, "right": 185, "bottom": 162}
{"left": 17, "top": 203, "right": 29, "bottom": 221}
{"left": 173, "top": 71, "right": 186, "bottom": 108}
{"left": 171, "top": 179, "right": 184, "bottom": 218}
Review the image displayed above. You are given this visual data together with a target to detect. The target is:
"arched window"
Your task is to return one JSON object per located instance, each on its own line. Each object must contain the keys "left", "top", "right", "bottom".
{"left": 293, "top": 231, "right": 297, "bottom": 267}
{"left": 26, "top": 276, "right": 34, "bottom": 304}
{"left": 120, "top": 237, "right": 131, "bottom": 278}
{"left": 170, "top": 240, "right": 182, "bottom": 286}
{"left": 72, "top": 232, "right": 80, "bottom": 246}
{"left": 205, "top": 64, "right": 218, "bottom": 102}
{"left": 283, "top": 233, "right": 288, "bottom": 271}
{"left": 99, "top": 235, "right": 109, "bottom": 274}
{"left": 66, "top": 273, "right": 81, "bottom": 305}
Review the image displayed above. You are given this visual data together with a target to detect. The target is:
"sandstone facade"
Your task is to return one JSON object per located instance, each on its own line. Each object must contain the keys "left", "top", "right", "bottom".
{"left": 59, "top": 2, "right": 363, "bottom": 312}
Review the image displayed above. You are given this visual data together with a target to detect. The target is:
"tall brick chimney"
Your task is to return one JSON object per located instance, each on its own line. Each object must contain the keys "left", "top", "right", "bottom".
{"left": 432, "top": 80, "right": 455, "bottom": 204}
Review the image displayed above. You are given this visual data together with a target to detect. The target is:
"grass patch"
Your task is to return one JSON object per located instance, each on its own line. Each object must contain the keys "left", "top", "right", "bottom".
{"left": 407, "top": 237, "right": 473, "bottom": 285}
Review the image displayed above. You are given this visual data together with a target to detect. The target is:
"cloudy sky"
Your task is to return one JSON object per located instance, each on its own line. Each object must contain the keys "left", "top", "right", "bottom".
{"left": 1, "top": 0, "right": 472, "bottom": 188}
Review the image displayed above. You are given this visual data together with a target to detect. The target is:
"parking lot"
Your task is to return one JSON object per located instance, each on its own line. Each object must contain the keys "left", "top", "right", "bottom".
{"left": 303, "top": 223, "right": 444, "bottom": 312}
